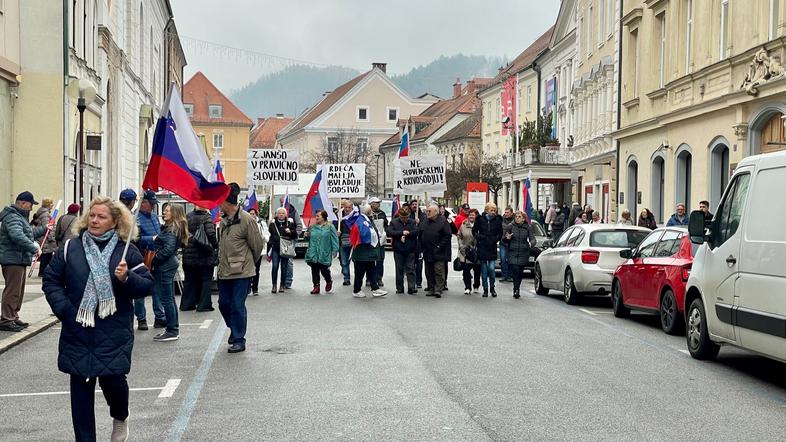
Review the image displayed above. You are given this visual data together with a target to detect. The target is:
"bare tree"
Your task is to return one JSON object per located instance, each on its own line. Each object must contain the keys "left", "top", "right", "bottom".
{"left": 303, "top": 128, "right": 378, "bottom": 195}
{"left": 445, "top": 144, "right": 503, "bottom": 206}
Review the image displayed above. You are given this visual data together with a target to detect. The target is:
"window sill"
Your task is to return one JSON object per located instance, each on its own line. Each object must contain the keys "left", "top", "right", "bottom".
{"left": 622, "top": 97, "right": 640, "bottom": 109}
{"left": 646, "top": 88, "right": 667, "bottom": 99}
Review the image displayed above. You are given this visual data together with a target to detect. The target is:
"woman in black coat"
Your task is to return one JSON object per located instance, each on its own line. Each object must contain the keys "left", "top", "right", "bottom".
{"left": 472, "top": 202, "right": 503, "bottom": 297}
{"left": 181, "top": 207, "right": 218, "bottom": 311}
{"left": 267, "top": 207, "right": 298, "bottom": 293}
{"left": 42, "top": 197, "right": 153, "bottom": 442}
{"left": 502, "top": 211, "right": 536, "bottom": 299}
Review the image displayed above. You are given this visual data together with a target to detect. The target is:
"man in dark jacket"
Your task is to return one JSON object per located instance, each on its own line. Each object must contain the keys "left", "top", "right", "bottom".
{"left": 499, "top": 206, "right": 514, "bottom": 282}
{"left": 0, "top": 191, "right": 47, "bottom": 332}
{"left": 472, "top": 202, "right": 503, "bottom": 297}
{"left": 338, "top": 199, "right": 354, "bottom": 285}
{"left": 666, "top": 203, "right": 689, "bottom": 226}
{"left": 408, "top": 199, "right": 426, "bottom": 288}
{"left": 386, "top": 205, "right": 418, "bottom": 294}
{"left": 419, "top": 204, "right": 451, "bottom": 298}
{"left": 181, "top": 207, "right": 218, "bottom": 312}
{"left": 699, "top": 200, "right": 714, "bottom": 223}
{"left": 368, "top": 197, "right": 388, "bottom": 287}
{"left": 134, "top": 190, "right": 163, "bottom": 331}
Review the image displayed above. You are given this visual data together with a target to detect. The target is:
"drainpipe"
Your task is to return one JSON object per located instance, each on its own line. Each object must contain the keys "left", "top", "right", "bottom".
{"left": 615, "top": 0, "right": 624, "bottom": 218}
{"left": 63, "top": 0, "right": 70, "bottom": 205}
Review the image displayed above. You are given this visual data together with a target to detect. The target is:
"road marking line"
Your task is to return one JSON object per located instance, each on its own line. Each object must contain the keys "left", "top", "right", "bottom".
{"left": 158, "top": 378, "right": 181, "bottom": 398}
{"left": 579, "top": 308, "right": 598, "bottom": 316}
{"left": 167, "top": 316, "right": 226, "bottom": 442}
{"left": 179, "top": 322, "right": 212, "bottom": 327}
{"left": 0, "top": 386, "right": 164, "bottom": 398}
{"left": 199, "top": 319, "right": 213, "bottom": 329}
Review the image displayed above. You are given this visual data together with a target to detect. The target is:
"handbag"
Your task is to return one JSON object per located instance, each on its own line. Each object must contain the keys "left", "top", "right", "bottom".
{"left": 143, "top": 250, "right": 156, "bottom": 269}
{"left": 192, "top": 222, "right": 211, "bottom": 251}
{"left": 453, "top": 257, "right": 463, "bottom": 272}
{"left": 275, "top": 223, "right": 296, "bottom": 258}
{"left": 465, "top": 246, "right": 478, "bottom": 264}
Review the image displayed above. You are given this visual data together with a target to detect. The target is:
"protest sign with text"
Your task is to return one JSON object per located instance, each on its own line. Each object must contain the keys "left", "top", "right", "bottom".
{"left": 247, "top": 149, "right": 299, "bottom": 185}
{"left": 395, "top": 156, "right": 447, "bottom": 194}
{"left": 326, "top": 163, "right": 366, "bottom": 198}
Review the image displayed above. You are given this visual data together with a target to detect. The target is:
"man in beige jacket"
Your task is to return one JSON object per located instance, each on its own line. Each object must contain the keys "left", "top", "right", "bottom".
{"left": 218, "top": 183, "right": 264, "bottom": 353}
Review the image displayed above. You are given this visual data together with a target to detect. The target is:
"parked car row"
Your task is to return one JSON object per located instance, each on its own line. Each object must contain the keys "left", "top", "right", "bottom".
{"left": 534, "top": 150, "right": 786, "bottom": 367}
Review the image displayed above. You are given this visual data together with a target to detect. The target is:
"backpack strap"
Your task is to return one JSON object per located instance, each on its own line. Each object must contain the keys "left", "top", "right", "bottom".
{"left": 63, "top": 238, "right": 72, "bottom": 264}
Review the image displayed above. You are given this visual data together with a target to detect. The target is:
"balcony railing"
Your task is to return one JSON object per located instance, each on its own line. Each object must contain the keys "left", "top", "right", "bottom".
{"left": 503, "top": 146, "right": 570, "bottom": 169}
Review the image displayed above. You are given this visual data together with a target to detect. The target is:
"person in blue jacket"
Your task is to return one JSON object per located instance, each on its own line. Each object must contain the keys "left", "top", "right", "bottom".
{"left": 134, "top": 190, "right": 163, "bottom": 330}
{"left": 666, "top": 203, "right": 689, "bottom": 226}
{"left": 43, "top": 197, "right": 153, "bottom": 442}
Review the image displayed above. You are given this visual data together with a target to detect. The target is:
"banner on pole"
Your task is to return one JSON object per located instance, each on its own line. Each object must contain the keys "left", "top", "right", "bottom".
{"left": 326, "top": 164, "right": 366, "bottom": 198}
{"left": 247, "top": 149, "right": 299, "bottom": 185}
{"left": 395, "top": 156, "right": 447, "bottom": 194}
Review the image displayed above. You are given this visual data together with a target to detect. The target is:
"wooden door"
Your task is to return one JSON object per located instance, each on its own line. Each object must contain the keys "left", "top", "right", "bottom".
{"left": 760, "top": 113, "right": 786, "bottom": 154}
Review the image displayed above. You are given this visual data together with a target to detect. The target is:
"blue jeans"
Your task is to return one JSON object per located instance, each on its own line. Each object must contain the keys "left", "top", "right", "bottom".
{"left": 270, "top": 249, "right": 289, "bottom": 287}
{"left": 218, "top": 278, "right": 250, "bottom": 346}
{"left": 134, "top": 281, "right": 165, "bottom": 323}
{"left": 285, "top": 258, "right": 294, "bottom": 288}
{"left": 480, "top": 260, "right": 497, "bottom": 289}
{"left": 499, "top": 244, "right": 510, "bottom": 279}
{"left": 339, "top": 245, "right": 352, "bottom": 282}
{"left": 152, "top": 267, "right": 178, "bottom": 335}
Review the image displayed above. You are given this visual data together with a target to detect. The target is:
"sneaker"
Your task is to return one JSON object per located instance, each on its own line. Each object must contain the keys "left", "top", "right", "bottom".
{"left": 416, "top": 284, "right": 422, "bottom": 289}
{"left": 352, "top": 291, "right": 366, "bottom": 298}
{"left": 252, "top": 291, "right": 259, "bottom": 296}
{"left": 464, "top": 289, "right": 471, "bottom": 295}
{"left": 343, "top": 280, "right": 351, "bottom": 286}
{"left": 433, "top": 292, "right": 442, "bottom": 298}
{"left": 513, "top": 291, "right": 520, "bottom": 299}
{"left": 111, "top": 418, "right": 129, "bottom": 442}
{"left": 473, "top": 286, "right": 480, "bottom": 293}
{"left": 325, "top": 283, "right": 333, "bottom": 293}
{"left": 153, "top": 332, "right": 179, "bottom": 342}
{"left": 372, "top": 289, "right": 388, "bottom": 297}
{"left": 153, "top": 319, "right": 166, "bottom": 329}
{"left": 137, "top": 320, "right": 148, "bottom": 331}
{"left": 310, "top": 286, "right": 320, "bottom": 295}
{"left": 407, "top": 289, "right": 418, "bottom": 295}
{"left": 228, "top": 343, "right": 246, "bottom": 353}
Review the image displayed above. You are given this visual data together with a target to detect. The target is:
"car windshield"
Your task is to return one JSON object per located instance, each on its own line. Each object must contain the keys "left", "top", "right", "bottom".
{"left": 590, "top": 230, "right": 649, "bottom": 248}
{"left": 531, "top": 221, "right": 546, "bottom": 237}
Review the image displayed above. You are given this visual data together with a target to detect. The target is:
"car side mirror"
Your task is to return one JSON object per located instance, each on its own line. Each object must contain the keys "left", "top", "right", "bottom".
{"left": 688, "top": 211, "right": 709, "bottom": 244}
{"left": 619, "top": 249, "right": 633, "bottom": 259}
{"left": 542, "top": 239, "right": 553, "bottom": 249}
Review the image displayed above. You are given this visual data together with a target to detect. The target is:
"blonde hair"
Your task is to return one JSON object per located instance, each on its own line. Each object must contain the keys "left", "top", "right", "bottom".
{"left": 73, "top": 197, "right": 137, "bottom": 242}
{"left": 165, "top": 204, "right": 190, "bottom": 247}
{"left": 42, "top": 198, "right": 54, "bottom": 209}
{"left": 485, "top": 202, "right": 498, "bottom": 212}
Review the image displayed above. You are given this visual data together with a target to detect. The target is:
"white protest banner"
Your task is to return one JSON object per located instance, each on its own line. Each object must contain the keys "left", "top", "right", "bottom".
{"left": 395, "top": 156, "right": 447, "bottom": 194}
{"left": 247, "top": 149, "right": 299, "bottom": 185}
{"left": 326, "top": 163, "right": 366, "bottom": 198}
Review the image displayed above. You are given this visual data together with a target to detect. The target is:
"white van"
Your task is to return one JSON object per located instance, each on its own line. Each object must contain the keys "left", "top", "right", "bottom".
{"left": 684, "top": 150, "right": 786, "bottom": 362}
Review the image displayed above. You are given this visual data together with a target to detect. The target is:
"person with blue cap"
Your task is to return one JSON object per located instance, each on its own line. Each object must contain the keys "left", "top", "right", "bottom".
{"left": 134, "top": 190, "right": 164, "bottom": 331}
{"left": 118, "top": 188, "right": 137, "bottom": 211}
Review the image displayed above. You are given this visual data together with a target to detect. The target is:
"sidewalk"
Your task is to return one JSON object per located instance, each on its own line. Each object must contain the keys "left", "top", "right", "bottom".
{"left": 0, "top": 276, "right": 60, "bottom": 355}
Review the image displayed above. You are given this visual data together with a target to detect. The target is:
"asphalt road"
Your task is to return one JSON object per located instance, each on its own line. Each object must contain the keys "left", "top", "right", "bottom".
{"left": 2, "top": 251, "right": 786, "bottom": 441}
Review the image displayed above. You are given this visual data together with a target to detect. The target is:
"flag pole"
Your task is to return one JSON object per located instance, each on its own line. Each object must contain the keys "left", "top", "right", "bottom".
{"left": 28, "top": 199, "right": 62, "bottom": 277}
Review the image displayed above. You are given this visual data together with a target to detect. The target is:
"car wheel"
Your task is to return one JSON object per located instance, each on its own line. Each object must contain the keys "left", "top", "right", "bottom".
{"left": 563, "top": 269, "right": 580, "bottom": 305}
{"left": 686, "top": 298, "right": 720, "bottom": 360}
{"left": 534, "top": 264, "right": 549, "bottom": 296}
{"left": 660, "top": 289, "right": 684, "bottom": 335}
{"left": 612, "top": 280, "right": 630, "bottom": 318}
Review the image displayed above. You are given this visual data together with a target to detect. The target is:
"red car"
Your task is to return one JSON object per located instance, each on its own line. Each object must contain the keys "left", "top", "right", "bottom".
{"left": 611, "top": 227, "right": 694, "bottom": 335}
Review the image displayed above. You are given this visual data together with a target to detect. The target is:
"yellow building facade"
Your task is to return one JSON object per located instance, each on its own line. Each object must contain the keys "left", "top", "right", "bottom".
{"left": 616, "top": 0, "right": 786, "bottom": 223}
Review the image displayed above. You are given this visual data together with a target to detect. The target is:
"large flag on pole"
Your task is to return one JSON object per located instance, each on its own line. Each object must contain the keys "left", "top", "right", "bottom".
{"left": 398, "top": 124, "right": 410, "bottom": 158}
{"left": 302, "top": 165, "right": 337, "bottom": 222}
{"left": 522, "top": 170, "right": 533, "bottom": 222}
{"left": 342, "top": 208, "right": 379, "bottom": 248}
{"left": 142, "top": 85, "right": 229, "bottom": 208}
{"left": 210, "top": 158, "right": 225, "bottom": 222}
{"left": 242, "top": 185, "right": 258, "bottom": 212}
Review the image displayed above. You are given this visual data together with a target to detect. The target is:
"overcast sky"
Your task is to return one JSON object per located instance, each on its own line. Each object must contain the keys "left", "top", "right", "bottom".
{"left": 170, "top": 0, "right": 561, "bottom": 92}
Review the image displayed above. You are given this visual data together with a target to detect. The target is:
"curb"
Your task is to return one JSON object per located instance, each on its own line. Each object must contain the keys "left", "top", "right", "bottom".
{"left": 0, "top": 316, "right": 60, "bottom": 356}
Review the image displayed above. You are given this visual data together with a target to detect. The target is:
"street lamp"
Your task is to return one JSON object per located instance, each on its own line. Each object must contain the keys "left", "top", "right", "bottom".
{"left": 374, "top": 154, "right": 381, "bottom": 196}
{"left": 67, "top": 78, "right": 97, "bottom": 212}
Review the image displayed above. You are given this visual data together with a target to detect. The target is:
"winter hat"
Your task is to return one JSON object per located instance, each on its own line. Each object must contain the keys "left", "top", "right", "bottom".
{"left": 67, "top": 204, "right": 80, "bottom": 214}
{"left": 226, "top": 183, "right": 241, "bottom": 205}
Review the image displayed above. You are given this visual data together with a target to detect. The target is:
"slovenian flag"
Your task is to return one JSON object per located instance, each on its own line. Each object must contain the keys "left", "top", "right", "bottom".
{"left": 302, "top": 165, "right": 337, "bottom": 222}
{"left": 282, "top": 187, "right": 290, "bottom": 217}
{"left": 342, "top": 208, "right": 378, "bottom": 248}
{"left": 142, "top": 85, "right": 230, "bottom": 208}
{"left": 242, "top": 185, "right": 258, "bottom": 212}
{"left": 391, "top": 195, "right": 400, "bottom": 217}
{"left": 522, "top": 170, "right": 533, "bottom": 222}
{"left": 210, "top": 159, "right": 225, "bottom": 222}
{"left": 398, "top": 124, "right": 409, "bottom": 158}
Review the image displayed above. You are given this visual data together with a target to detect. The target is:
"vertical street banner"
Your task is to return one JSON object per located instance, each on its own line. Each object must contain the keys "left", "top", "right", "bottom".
{"left": 500, "top": 76, "right": 517, "bottom": 136}
{"left": 395, "top": 156, "right": 447, "bottom": 194}
{"left": 326, "top": 163, "right": 366, "bottom": 198}
{"left": 247, "top": 149, "right": 299, "bottom": 185}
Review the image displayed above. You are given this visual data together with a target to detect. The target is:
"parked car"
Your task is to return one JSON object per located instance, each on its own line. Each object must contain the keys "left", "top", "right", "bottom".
{"left": 611, "top": 227, "right": 694, "bottom": 334}
{"left": 684, "top": 150, "right": 786, "bottom": 363}
{"left": 496, "top": 220, "right": 550, "bottom": 274}
{"left": 534, "top": 224, "right": 650, "bottom": 304}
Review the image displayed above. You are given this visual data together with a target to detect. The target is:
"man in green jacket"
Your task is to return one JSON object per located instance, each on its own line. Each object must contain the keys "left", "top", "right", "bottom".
{"left": 217, "top": 183, "right": 264, "bottom": 353}
{"left": 0, "top": 192, "right": 47, "bottom": 332}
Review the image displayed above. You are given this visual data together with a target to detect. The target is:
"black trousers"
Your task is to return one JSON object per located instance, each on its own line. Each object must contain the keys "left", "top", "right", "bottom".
{"left": 424, "top": 260, "right": 446, "bottom": 294}
{"left": 393, "top": 252, "right": 416, "bottom": 292}
{"left": 415, "top": 255, "right": 423, "bottom": 286}
{"left": 510, "top": 263, "right": 526, "bottom": 293}
{"left": 70, "top": 374, "right": 129, "bottom": 442}
{"left": 251, "top": 258, "right": 262, "bottom": 293}
{"left": 37, "top": 252, "right": 54, "bottom": 277}
{"left": 309, "top": 263, "right": 332, "bottom": 286}
{"left": 183, "top": 265, "right": 214, "bottom": 310}
{"left": 462, "top": 263, "right": 481, "bottom": 290}
{"left": 353, "top": 261, "right": 377, "bottom": 293}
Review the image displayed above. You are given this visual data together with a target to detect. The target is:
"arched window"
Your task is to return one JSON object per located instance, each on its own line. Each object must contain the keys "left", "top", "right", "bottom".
{"left": 626, "top": 157, "right": 639, "bottom": 216}
{"left": 747, "top": 105, "right": 786, "bottom": 155}
{"left": 709, "top": 137, "right": 730, "bottom": 208}
{"left": 675, "top": 144, "right": 692, "bottom": 210}
{"left": 651, "top": 153, "right": 665, "bottom": 223}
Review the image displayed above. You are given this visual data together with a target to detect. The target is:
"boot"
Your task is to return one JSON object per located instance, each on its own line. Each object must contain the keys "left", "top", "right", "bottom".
{"left": 491, "top": 287, "right": 497, "bottom": 297}
{"left": 482, "top": 288, "right": 488, "bottom": 297}
{"left": 111, "top": 418, "right": 129, "bottom": 442}
{"left": 325, "top": 282, "right": 333, "bottom": 293}
{"left": 310, "top": 285, "right": 320, "bottom": 295}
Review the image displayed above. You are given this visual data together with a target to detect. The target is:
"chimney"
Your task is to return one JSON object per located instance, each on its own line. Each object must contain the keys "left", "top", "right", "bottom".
{"left": 465, "top": 79, "right": 476, "bottom": 96}
{"left": 453, "top": 77, "right": 462, "bottom": 98}
{"left": 275, "top": 113, "right": 284, "bottom": 119}
{"left": 372, "top": 62, "right": 387, "bottom": 73}
{"left": 256, "top": 118, "right": 265, "bottom": 126}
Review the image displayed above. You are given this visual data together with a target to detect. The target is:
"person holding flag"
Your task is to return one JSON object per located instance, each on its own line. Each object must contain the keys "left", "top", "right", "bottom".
{"left": 279, "top": 191, "right": 302, "bottom": 290}
{"left": 502, "top": 211, "right": 536, "bottom": 299}
{"left": 31, "top": 198, "right": 59, "bottom": 276}
{"left": 345, "top": 205, "right": 387, "bottom": 298}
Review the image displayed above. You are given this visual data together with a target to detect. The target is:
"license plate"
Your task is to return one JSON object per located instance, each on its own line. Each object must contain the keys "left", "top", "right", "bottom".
{"left": 529, "top": 256, "right": 535, "bottom": 262}
{"left": 297, "top": 241, "right": 309, "bottom": 248}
